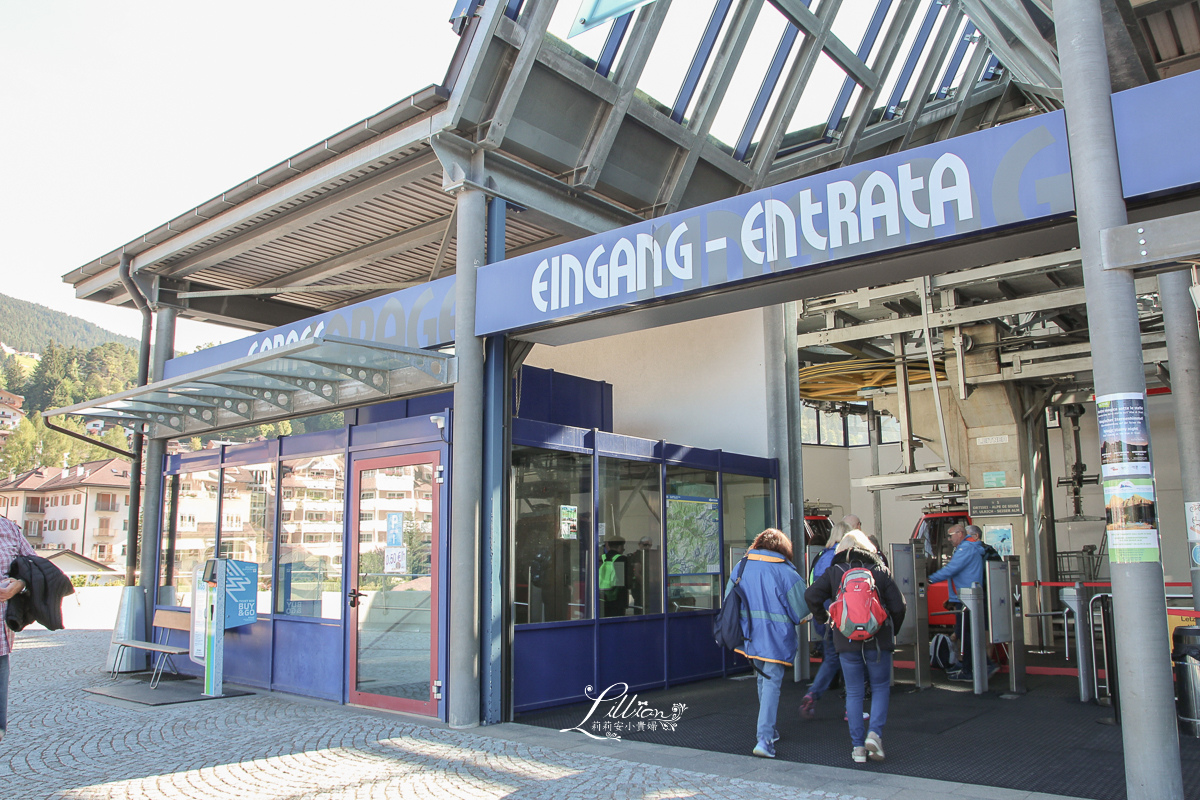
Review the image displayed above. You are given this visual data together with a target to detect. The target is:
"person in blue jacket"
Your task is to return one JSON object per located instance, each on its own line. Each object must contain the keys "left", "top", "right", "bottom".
{"left": 928, "top": 524, "right": 994, "bottom": 681}
{"left": 727, "top": 528, "right": 807, "bottom": 759}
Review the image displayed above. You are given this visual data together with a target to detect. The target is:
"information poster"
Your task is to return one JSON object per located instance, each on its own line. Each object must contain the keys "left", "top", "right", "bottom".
{"left": 983, "top": 471, "right": 1007, "bottom": 488}
{"left": 983, "top": 524, "right": 1014, "bottom": 557}
{"left": 666, "top": 495, "right": 720, "bottom": 575}
{"left": 1096, "top": 393, "right": 1160, "bottom": 564}
{"left": 559, "top": 505, "right": 578, "bottom": 540}
{"left": 385, "top": 512, "right": 407, "bottom": 574}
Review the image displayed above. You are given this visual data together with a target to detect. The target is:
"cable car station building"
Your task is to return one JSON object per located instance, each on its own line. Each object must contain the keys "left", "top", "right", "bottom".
{"left": 51, "top": 2, "right": 1200, "bottom": 797}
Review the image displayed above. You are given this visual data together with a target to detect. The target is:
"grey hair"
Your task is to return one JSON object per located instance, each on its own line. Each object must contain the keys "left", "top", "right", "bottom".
{"left": 966, "top": 524, "right": 984, "bottom": 539}
{"left": 841, "top": 514, "right": 862, "bottom": 532}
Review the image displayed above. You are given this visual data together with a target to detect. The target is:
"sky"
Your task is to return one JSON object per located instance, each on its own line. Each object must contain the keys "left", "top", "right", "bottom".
{"left": 0, "top": 0, "right": 860, "bottom": 353}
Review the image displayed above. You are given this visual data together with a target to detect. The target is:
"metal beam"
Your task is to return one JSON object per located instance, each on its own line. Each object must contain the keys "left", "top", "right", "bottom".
{"left": 572, "top": 0, "right": 674, "bottom": 190}
{"left": 1100, "top": 208, "right": 1200, "bottom": 271}
{"left": 797, "top": 277, "right": 1158, "bottom": 346}
{"left": 149, "top": 153, "right": 442, "bottom": 280}
{"left": 255, "top": 213, "right": 452, "bottom": 289}
{"left": 894, "top": 8, "right": 965, "bottom": 152}
{"left": 478, "top": 0, "right": 558, "bottom": 148}
{"left": 971, "top": 345, "right": 1170, "bottom": 383}
{"left": 432, "top": 131, "right": 641, "bottom": 235}
{"left": 769, "top": 0, "right": 876, "bottom": 87}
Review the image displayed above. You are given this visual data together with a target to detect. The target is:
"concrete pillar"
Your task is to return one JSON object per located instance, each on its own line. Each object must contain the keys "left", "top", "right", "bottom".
{"left": 1159, "top": 268, "right": 1200, "bottom": 609}
{"left": 1056, "top": 1, "right": 1183, "bottom": 796}
{"left": 139, "top": 307, "right": 176, "bottom": 633}
{"left": 449, "top": 187, "right": 486, "bottom": 728}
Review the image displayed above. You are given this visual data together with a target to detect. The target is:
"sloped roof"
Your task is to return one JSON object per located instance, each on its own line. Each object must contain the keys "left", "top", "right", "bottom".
{"left": 37, "top": 459, "right": 132, "bottom": 491}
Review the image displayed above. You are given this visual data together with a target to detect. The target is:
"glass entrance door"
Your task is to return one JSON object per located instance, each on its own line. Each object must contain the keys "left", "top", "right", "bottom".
{"left": 347, "top": 452, "right": 440, "bottom": 714}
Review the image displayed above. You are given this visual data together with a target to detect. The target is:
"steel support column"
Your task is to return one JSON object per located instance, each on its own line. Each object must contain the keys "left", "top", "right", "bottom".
{"left": 1160, "top": 268, "right": 1200, "bottom": 609}
{"left": 449, "top": 186, "right": 487, "bottom": 728}
{"left": 1056, "top": 1, "right": 1183, "bottom": 796}
{"left": 764, "top": 304, "right": 801, "bottom": 545}
{"left": 480, "top": 198, "right": 507, "bottom": 724}
{"left": 139, "top": 307, "right": 176, "bottom": 633}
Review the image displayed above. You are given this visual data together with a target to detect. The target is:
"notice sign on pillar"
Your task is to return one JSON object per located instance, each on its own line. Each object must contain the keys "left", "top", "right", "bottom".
{"left": 1096, "top": 393, "right": 1160, "bottom": 564}
{"left": 1187, "top": 501, "right": 1200, "bottom": 569}
{"left": 223, "top": 559, "right": 258, "bottom": 629}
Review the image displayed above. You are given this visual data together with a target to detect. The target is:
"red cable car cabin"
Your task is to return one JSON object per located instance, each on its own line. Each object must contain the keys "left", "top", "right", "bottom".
{"left": 910, "top": 507, "right": 971, "bottom": 626}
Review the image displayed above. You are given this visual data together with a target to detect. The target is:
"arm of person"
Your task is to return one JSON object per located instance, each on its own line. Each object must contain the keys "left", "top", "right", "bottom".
{"left": 928, "top": 545, "right": 968, "bottom": 585}
{"left": 877, "top": 570, "right": 907, "bottom": 635}
{"left": 785, "top": 576, "right": 808, "bottom": 625}
{"left": 0, "top": 578, "right": 26, "bottom": 602}
{"left": 804, "top": 570, "right": 833, "bottom": 623}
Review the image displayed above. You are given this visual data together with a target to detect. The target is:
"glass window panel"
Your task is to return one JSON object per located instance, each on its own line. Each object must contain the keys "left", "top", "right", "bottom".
{"left": 801, "top": 403, "right": 819, "bottom": 444}
{"left": 784, "top": 50, "right": 848, "bottom": 144}
{"left": 820, "top": 408, "right": 845, "bottom": 446}
{"left": 830, "top": 2, "right": 874, "bottom": 51}
{"left": 871, "top": 0, "right": 935, "bottom": 118}
{"left": 159, "top": 469, "right": 220, "bottom": 608}
{"left": 847, "top": 407, "right": 870, "bottom": 446}
{"left": 512, "top": 447, "right": 593, "bottom": 624}
{"left": 219, "top": 463, "right": 276, "bottom": 613}
{"left": 665, "top": 466, "right": 720, "bottom": 613}
{"left": 276, "top": 454, "right": 345, "bottom": 618}
{"left": 881, "top": 413, "right": 901, "bottom": 444}
{"left": 709, "top": 4, "right": 790, "bottom": 148}
{"left": 721, "top": 473, "right": 777, "bottom": 576}
{"left": 546, "top": 1, "right": 616, "bottom": 66}
{"left": 946, "top": 38, "right": 980, "bottom": 97}
{"left": 598, "top": 458, "right": 662, "bottom": 617}
{"left": 637, "top": 0, "right": 731, "bottom": 118}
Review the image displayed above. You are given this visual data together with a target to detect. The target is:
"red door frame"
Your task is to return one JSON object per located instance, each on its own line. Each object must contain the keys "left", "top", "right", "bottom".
{"left": 347, "top": 450, "right": 441, "bottom": 715}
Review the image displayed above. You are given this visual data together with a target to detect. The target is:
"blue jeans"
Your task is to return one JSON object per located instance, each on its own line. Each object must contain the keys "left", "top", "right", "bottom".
{"left": 840, "top": 649, "right": 892, "bottom": 747}
{"left": 807, "top": 630, "right": 840, "bottom": 700}
{"left": 755, "top": 660, "right": 786, "bottom": 746}
{"left": 0, "top": 653, "right": 9, "bottom": 735}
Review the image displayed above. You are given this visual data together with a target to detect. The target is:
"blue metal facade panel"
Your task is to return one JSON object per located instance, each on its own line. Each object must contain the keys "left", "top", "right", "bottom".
{"left": 220, "top": 618, "right": 273, "bottom": 688}
{"left": 662, "top": 444, "right": 720, "bottom": 469}
{"left": 721, "top": 451, "right": 776, "bottom": 477}
{"left": 280, "top": 428, "right": 347, "bottom": 457}
{"left": 595, "top": 430, "right": 657, "bottom": 460}
{"left": 220, "top": 440, "right": 278, "bottom": 467}
{"left": 598, "top": 617, "right": 666, "bottom": 690}
{"left": 667, "top": 613, "right": 725, "bottom": 682}
{"left": 271, "top": 619, "right": 344, "bottom": 701}
{"left": 1112, "top": 69, "right": 1200, "bottom": 200}
{"left": 513, "top": 624, "right": 596, "bottom": 712}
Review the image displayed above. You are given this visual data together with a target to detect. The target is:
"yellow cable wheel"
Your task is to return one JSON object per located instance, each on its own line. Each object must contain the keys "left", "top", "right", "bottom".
{"left": 797, "top": 358, "right": 946, "bottom": 402}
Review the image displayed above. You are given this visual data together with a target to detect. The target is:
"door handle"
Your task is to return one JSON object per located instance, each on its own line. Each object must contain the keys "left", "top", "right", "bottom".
{"left": 347, "top": 589, "right": 365, "bottom": 608}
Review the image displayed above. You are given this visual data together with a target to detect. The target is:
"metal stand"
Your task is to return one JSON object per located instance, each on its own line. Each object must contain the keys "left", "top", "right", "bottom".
{"left": 1060, "top": 582, "right": 1095, "bottom": 702}
{"left": 989, "top": 557, "right": 1026, "bottom": 696}
{"left": 891, "top": 541, "right": 931, "bottom": 689}
{"left": 794, "top": 620, "right": 811, "bottom": 682}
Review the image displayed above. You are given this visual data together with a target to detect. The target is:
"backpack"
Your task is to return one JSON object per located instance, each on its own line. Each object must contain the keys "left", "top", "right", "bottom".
{"left": 980, "top": 542, "right": 1003, "bottom": 562}
{"left": 930, "top": 632, "right": 960, "bottom": 670}
{"left": 599, "top": 552, "right": 624, "bottom": 600}
{"left": 828, "top": 566, "right": 888, "bottom": 642}
{"left": 713, "top": 558, "right": 769, "bottom": 677}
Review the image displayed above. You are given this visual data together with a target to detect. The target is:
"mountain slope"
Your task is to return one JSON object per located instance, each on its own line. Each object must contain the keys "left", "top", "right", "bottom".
{"left": 0, "top": 293, "right": 138, "bottom": 353}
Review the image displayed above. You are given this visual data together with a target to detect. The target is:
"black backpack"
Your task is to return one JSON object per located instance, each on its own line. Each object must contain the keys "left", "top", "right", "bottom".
{"left": 713, "top": 558, "right": 770, "bottom": 677}
{"left": 713, "top": 557, "right": 750, "bottom": 651}
{"left": 981, "top": 543, "right": 1003, "bottom": 562}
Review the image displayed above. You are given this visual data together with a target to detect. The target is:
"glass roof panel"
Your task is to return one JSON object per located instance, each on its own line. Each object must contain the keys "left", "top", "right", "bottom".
{"left": 637, "top": 0, "right": 732, "bottom": 119}
{"left": 709, "top": 2, "right": 790, "bottom": 148}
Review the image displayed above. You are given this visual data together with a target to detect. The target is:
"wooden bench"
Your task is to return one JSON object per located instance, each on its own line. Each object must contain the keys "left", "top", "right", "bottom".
{"left": 111, "top": 609, "right": 191, "bottom": 688}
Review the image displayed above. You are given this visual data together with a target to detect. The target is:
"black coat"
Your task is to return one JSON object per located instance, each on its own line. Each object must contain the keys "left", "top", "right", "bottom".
{"left": 804, "top": 547, "right": 907, "bottom": 654}
{"left": 6, "top": 555, "right": 75, "bottom": 632}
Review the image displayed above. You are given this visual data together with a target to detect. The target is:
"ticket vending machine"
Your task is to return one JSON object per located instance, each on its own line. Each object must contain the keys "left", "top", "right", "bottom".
{"left": 190, "top": 558, "right": 259, "bottom": 697}
{"left": 890, "top": 541, "right": 931, "bottom": 689}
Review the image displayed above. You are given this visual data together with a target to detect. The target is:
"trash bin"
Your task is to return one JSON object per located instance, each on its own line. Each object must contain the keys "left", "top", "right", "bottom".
{"left": 1172, "top": 625, "right": 1200, "bottom": 738}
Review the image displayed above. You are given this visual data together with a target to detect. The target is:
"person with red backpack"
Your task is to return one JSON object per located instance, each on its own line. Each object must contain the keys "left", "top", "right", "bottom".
{"left": 805, "top": 530, "right": 906, "bottom": 765}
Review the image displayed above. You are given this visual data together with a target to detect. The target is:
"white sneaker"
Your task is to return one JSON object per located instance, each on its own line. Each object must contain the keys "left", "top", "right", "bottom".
{"left": 864, "top": 731, "right": 884, "bottom": 762}
{"left": 852, "top": 746, "right": 868, "bottom": 764}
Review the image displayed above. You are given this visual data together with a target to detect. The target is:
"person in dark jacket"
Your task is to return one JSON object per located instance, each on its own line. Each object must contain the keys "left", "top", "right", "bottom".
{"left": 799, "top": 519, "right": 848, "bottom": 720}
{"left": 805, "top": 530, "right": 906, "bottom": 764}
{"left": 6, "top": 554, "right": 75, "bottom": 633}
{"left": 0, "top": 517, "right": 36, "bottom": 742}
{"left": 727, "top": 528, "right": 807, "bottom": 759}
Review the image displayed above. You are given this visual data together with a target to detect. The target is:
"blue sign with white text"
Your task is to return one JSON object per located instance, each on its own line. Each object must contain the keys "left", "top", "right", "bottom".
{"left": 387, "top": 512, "right": 405, "bottom": 547}
{"left": 474, "top": 111, "right": 1074, "bottom": 336}
{"left": 223, "top": 559, "right": 259, "bottom": 629}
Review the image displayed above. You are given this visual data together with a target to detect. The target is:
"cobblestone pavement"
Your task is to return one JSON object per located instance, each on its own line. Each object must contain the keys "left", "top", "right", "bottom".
{"left": 1, "top": 630, "right": 1079, "bottom": 800}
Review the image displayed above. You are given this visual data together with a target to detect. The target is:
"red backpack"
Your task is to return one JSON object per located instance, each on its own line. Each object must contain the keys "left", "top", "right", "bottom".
{"left": 828, "top": 566, "right": 888, "bottom": 641}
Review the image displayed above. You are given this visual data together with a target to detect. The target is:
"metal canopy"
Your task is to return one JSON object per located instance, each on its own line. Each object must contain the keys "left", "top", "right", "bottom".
{"left": 43, "top": 336, "right": 457, "bottom": 439}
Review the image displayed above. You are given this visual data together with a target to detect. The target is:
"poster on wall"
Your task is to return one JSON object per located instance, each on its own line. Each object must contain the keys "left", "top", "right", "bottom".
{"left": 1187, "top": 501, "right": 1200, "bottom": 568}
{"left": 1102, "top": 476, "right": 1160, "bottom": 564}
{"left": 558, "top": 505, "right": 579, "bottom": 540}
{"left": 666, "top": 495, "right": 720, "bottom": 575}
{"left": 983, "top": 525, "right": 1014, "bottom": 557}
{"left": 1096, "top": 393, "right": 1153, "bottom": 477}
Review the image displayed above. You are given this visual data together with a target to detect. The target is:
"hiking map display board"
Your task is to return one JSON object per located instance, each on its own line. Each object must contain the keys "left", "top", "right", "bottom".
{"left": 665, "top": 495, "right": 720, "bottom": 576}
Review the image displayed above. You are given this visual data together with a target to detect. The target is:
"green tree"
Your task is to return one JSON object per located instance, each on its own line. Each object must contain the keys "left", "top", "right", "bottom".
{"left": 3, "top": 355, "right": 27, "bottom": 395}
{"left": 1, "top": 416, "right": 39, "bottom": 474}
